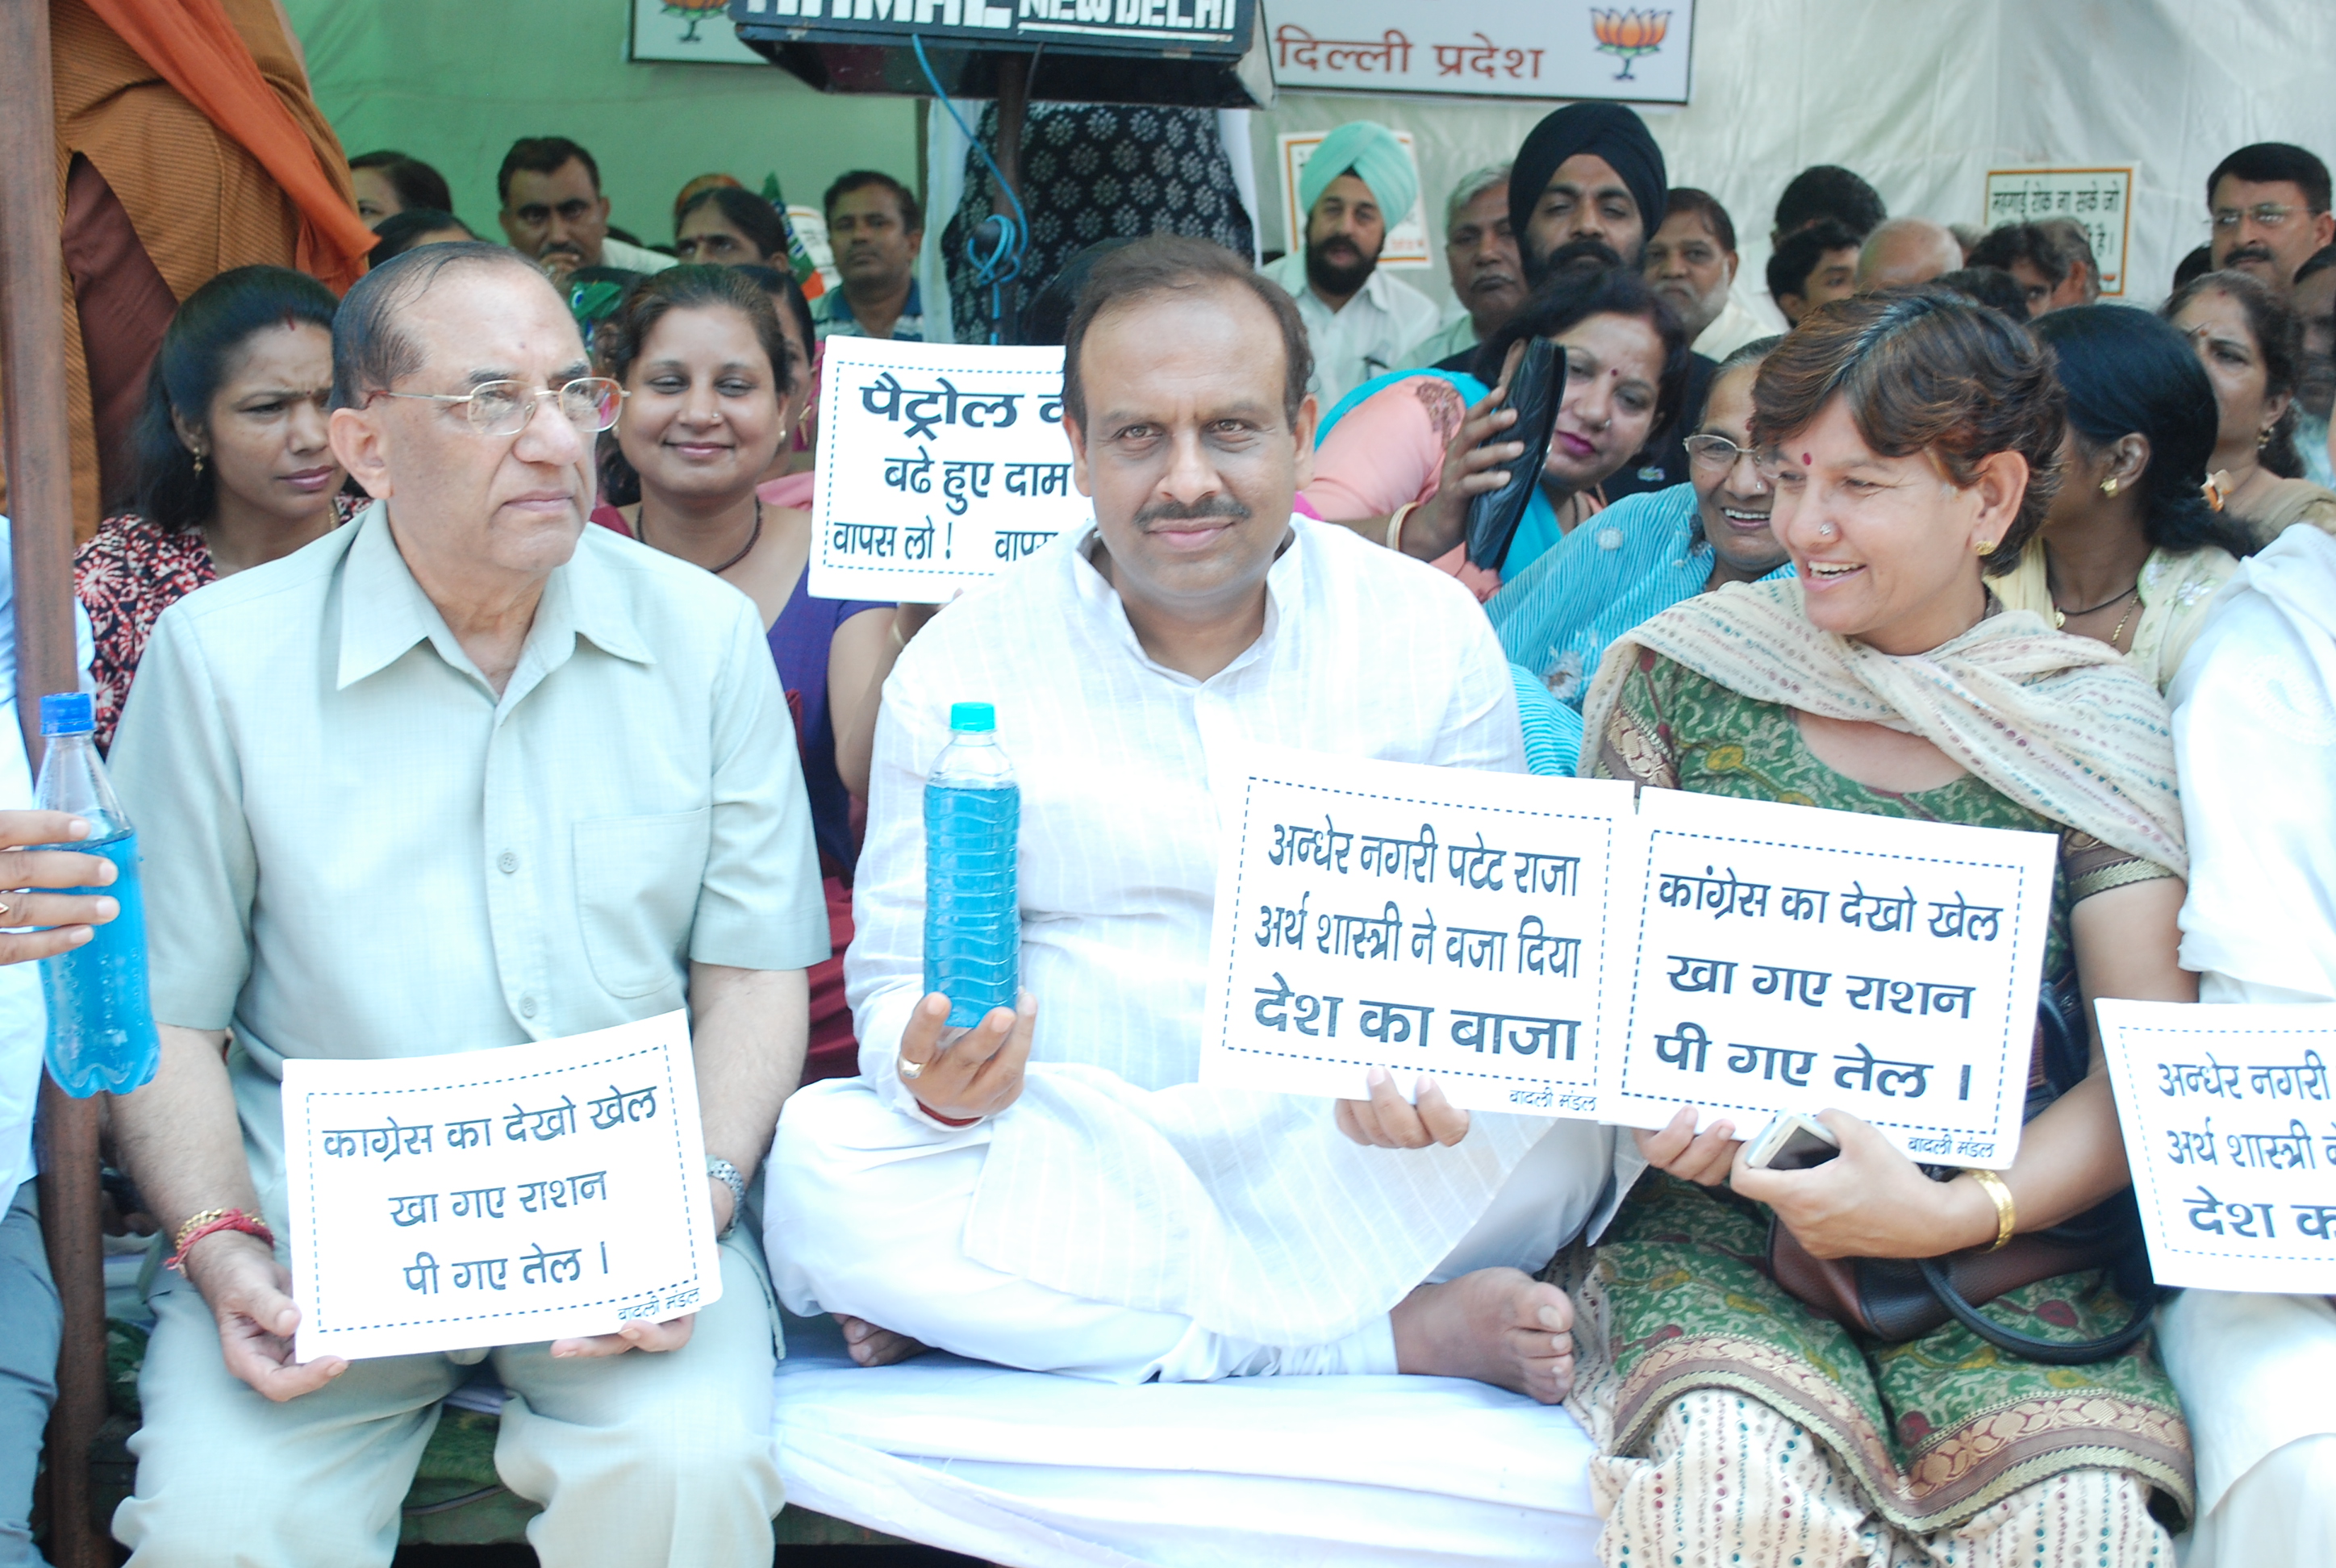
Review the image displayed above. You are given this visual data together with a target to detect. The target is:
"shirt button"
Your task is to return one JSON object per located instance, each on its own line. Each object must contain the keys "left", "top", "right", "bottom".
{"left": 497, "top": 851, "right": 519, "bottom": 874}
{"left": 519, "top": 995, "right": 538, "bottom": 1019}
{"left": 1597, "top": 528, "right": 1624, "bottom": 551}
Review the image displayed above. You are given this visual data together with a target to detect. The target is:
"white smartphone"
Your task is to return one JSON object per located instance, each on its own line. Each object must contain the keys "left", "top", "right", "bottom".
{"left": 1742, "top": 1111, "right": 1842, "bottom": 1171}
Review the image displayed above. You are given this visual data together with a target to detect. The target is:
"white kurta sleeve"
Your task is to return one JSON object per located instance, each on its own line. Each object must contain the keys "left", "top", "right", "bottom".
{"left": 845, "top": 655, "right": 968, "bottom": 1128}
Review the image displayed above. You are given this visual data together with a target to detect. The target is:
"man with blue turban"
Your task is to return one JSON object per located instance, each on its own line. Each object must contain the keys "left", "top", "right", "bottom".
{"left": 1262, "top": 121, "right": 1440, "bottom": 406}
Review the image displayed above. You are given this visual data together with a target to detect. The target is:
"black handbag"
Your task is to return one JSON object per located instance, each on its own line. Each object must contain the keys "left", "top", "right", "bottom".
{"left": 1763, "top": 986, "right": 2159, "bottom": 1366}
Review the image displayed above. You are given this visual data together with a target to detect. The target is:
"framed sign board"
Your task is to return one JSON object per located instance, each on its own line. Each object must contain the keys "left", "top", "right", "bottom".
{"left": 1262, "top": 2, "right": 1696, "bottom": 104}
{"left": 1982, "top": 166, "right": 2136, "bottom": 297}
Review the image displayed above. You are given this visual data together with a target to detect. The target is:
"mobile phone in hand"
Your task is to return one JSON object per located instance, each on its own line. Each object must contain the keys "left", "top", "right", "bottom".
{"left": 1742, "top": 1111, "right": 1842, "bottom": 1171}
{"left": 1463, "top": 337, "right": 1565, "bottom": 572}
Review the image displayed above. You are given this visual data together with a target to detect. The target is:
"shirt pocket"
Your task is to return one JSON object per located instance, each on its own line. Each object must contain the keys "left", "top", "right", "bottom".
{"left": 572, "top": 808, "right": 710, "bottom": 999}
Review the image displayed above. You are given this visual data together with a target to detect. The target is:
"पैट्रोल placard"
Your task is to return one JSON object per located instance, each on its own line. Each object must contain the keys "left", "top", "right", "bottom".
{"left": 282, "top": 1011, "right": 720, "bottom": 1362}
{"left": 2097, "top": 999, "right": 2336, "bottom": 1293}
{"left": 807, "top": 337, "right": 1094, "bottom": 603}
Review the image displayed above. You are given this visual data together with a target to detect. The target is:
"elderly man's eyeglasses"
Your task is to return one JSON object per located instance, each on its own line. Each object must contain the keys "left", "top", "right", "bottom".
{"left": 365, "top": 377, "right": 626, "bottom": 437}
{"left": 2212, "top": 203, "right": 2311, "bottom": 231}
{"left": 1683, "top": 433, "right": 1762, "bottom": 471}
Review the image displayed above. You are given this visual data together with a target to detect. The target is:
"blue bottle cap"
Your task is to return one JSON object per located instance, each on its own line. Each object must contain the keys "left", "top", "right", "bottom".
{"left": 949, "top": 701, "right": 996, "bottom": 733}
{"left": 40, "top": 693, "right": 94, "bottom": 737}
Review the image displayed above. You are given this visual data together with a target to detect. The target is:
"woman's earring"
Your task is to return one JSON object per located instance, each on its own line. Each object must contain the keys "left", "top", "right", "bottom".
{"left": 2099, "top": 477, "right": 2118, "bottom": 497}
{"left": 192, "top": 449, "right": 206, "bottom": 477}
{"left": 2259, "top": 427, "right": 2276, "bottom": 450}
{"left": 1974, "top": 537, "right": 1997, "bottom": 557}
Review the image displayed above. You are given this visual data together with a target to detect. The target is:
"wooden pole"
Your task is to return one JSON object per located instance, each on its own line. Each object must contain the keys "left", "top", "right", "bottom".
{"left": 0, "top": 2, "right": 110, "bottom": 1565}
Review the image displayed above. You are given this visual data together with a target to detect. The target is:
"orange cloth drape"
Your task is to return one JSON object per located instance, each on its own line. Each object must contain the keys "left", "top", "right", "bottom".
{"left": 48, "top": 0, "right": 367, "bottom": 531}
{"left": 77, "top": 0, "right": 373, "bottom": 294}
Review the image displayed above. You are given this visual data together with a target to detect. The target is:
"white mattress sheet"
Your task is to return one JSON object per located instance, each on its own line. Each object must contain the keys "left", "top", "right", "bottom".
{"left": 772, "top": 1312, "right": 1603, "bottom": 1568}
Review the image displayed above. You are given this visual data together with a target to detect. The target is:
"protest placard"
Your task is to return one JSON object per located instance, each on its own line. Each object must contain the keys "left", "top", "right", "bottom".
{"left": 1199, "top": 749, "right": 2059, "bottom": 1165}
{"left": 2097, "top": 999, "right": 2336, "bottom": 1293}
{"left": 1604, "top": 789, "right": 2058, "bottom": 1168}
{"left": 807, "top": 337, "right": 1091, "bottom": 603}
{"left": 283, "top": 1012, "right": 720, "bottom": 1362}
{"left": 1201, "top": 747, "right": 1634, "bottom": 1116}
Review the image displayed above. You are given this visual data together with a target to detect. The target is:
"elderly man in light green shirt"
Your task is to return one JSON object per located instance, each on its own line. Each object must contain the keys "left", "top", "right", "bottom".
{"left": 105, "top": 243, "right": 827, "bottom": 1568}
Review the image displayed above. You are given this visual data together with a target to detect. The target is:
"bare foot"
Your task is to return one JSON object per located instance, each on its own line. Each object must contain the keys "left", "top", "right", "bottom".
{"left": 1389, "top": 1268, "right": 1575, "bottom": 1403}
{"left": 834, "top": 1313, "right": 932, "bottom": 1367}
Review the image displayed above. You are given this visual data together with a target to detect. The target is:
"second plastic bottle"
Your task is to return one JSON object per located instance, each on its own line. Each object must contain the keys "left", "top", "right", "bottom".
{"left": 33, "top": 691, "right": 159, "bottom": 1096}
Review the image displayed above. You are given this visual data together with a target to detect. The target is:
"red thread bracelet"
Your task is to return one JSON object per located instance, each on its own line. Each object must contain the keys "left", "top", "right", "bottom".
{"left": 165, "top": 1207, "right": 275, "bottom": 1273}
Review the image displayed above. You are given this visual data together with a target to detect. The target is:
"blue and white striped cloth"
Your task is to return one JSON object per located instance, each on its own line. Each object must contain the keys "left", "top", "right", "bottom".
{"left": 1488, "top": 482, "right": 1794, "bottom": 716}
{"left": 1511, "top": 665, "right": 1585, "bottom": 778}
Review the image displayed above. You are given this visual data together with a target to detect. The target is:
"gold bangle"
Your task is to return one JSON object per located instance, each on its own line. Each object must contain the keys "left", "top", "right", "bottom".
{"left": 1967, "top": 1169, "right": 2017, "bottom": 1252}
{"left": 1386, "top": 502, "right": 1419, "bottom": 552}
{"left": 171, "top": 1207, "right": 232, "bottom": 1255}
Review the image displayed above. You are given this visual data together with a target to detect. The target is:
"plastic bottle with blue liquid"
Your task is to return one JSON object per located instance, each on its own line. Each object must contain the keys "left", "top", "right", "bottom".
{"left": 33, "top": 692, "right": 158, "bottom": 1095}
{"left": 923, "top": 702, "right": 1020, "bottom": 1027}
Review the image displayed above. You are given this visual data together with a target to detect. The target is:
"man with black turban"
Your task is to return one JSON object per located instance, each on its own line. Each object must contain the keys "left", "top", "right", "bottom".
{"left": 1508, "top": 102, "right": 1669, "bottom": 278}
{"left": 1440, "top": 104, "right": 1704, "bottom": 504}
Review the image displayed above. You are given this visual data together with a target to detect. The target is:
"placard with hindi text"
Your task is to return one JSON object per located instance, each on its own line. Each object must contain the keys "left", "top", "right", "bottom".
{"left": 808, "top": 338, "right": 1091, "bottom": 603}
{"left": 1199, "top": 749, "right": 2058, "bottom": 1167}
{"left": 2098, "top": 999, "right": 2336, "bottom": 1293}
{"left": 283, "top": 1013, "right": 719, "bottom": 1362}
{"left": 1202, "top": 748, "right": 1636, "bottom": 1117}
{"left": 1606, "top": 789, "right": 2057, "bottom": 1168}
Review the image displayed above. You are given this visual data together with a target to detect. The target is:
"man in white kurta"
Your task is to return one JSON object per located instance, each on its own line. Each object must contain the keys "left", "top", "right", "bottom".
{"left": 770, "top": 236, "right": 1613, "bottom": 1391}
{"left": 2159, "top": 521, "right": 2336, "bottom": 1567}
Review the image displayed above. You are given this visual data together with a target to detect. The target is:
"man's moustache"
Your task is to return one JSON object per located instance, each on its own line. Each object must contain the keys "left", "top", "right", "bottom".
{"left": 2225, "top": 244, "right": 2276, "bottom": 265}
{"left": 1135, "top": 497, "right": 1251, "bottom": 528}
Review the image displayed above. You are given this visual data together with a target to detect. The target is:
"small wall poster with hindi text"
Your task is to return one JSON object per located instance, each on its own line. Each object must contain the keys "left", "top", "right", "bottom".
{"left": 1981, "top": 167, "right": 2134, "bottom": 297}
{"left": 282, "top": 1012, "right": 719, "bottom": 1362}
{"left": 808, "top": 337, "right": 1090, "bottom": 603}
{"left": 2097, "top": 1000, "right": 2336, "bottom": 1293}
{"left": 1201, "top": 747, "right": 1637, "bottom": 1116}
{"left": 1607, "top": 790, "right": 2056, "bottom": 1168}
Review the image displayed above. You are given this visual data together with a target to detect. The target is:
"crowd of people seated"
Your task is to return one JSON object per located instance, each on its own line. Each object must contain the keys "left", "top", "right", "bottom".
{"left": 6, "top": 84, "right": 2336, "bottom": 1568}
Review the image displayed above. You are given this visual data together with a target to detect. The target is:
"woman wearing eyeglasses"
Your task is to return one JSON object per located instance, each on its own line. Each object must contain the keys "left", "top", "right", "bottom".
{"left": 592, "top": 265, "right": 928, "bottom": 1083}
{"left": 76, "top": 267, "right": 356, "bottom": 752}
{"left": 2163, "top": 267, "right": 2336, "bottom": 544}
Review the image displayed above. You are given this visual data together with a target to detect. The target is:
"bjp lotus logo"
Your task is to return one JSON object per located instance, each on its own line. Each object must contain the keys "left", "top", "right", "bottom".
{"left": 661, "top": 0, "right": 728, "bottom": 43}
{"left": 1591, "top": 9, "right": 1670, "bottom": 80}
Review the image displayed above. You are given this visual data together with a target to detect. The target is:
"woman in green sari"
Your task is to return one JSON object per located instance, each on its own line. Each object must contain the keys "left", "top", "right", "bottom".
{"left": 1572, "top": 291, "right": 2196, "bottom": 1566}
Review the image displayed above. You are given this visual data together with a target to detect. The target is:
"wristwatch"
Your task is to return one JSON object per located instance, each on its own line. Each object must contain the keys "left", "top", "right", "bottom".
{"left": 706, "top": 1157, "right": 747, "bottom": 1239}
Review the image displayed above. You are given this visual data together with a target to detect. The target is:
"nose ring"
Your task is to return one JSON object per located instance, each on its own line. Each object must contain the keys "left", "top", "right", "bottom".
{"left": 1816, "top": 521, "right": 1838, "bottom": 539}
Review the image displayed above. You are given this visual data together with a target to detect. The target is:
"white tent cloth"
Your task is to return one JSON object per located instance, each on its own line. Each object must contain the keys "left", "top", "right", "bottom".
{"left": 771, "top": 1312, "right": 1602, "bottom": 1568}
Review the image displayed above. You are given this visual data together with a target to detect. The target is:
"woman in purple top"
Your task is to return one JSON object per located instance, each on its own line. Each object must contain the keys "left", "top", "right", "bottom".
{"left": 594, "top": 265, "right": 934, "bottom": 1078}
